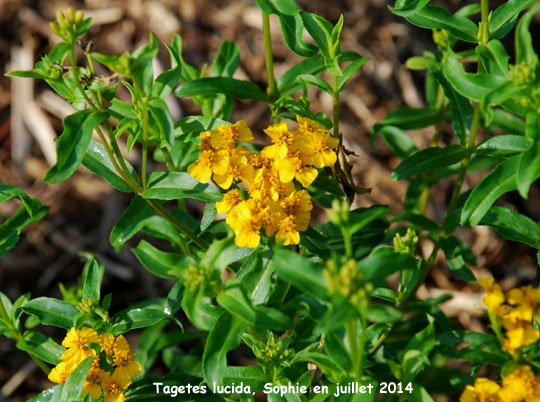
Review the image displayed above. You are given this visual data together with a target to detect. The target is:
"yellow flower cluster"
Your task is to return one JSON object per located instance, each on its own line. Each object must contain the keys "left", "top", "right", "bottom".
{"left": 188, "top": 117, "right": 339, "bottom": 248}
{"left": 48, "top": 327, "right": 141, "bottom": 402}
{"left": 479, "top": 279, "right": 540, "bottom": 353}
{"left": 461, "top": 365, "right": 540, "bottom": 402}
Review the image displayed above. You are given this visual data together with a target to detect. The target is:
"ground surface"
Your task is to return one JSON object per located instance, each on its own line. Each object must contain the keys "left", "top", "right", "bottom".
{"left": 0, "top": 1, "right": 539, "bottom": 401}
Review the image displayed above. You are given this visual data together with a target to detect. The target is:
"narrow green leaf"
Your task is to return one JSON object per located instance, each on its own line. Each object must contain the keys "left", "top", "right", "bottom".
{"left": 359, "top": 247, "right": 418, "bottom": 284}
{"left": 203, "top": 312, "right": 247, "bottom": 386}
{"left": 60, "top": 357, "right": 93, "bottom": 401}
{"left": 143, "top": 172, "right": 222, "bottom": 202}
{"left": 110, "top": 308, "right": 170, "bottom": 335}
{"left": 392, "top": 145, "right": 466, "bottom": 180}
{"left": 373, "top": 107, "right": 440, "bottom": 134}
{"left": 461, "top": 157, "right": 519, "bottom": 225}
{"left": 45, "top": 110, "right": 109, "bottom": 183}
{"left": 201, "top": 202, "right": 217, "bottom": 232}
{"left": 515, "top": 3, "right": 540, "bottom": 67}
{"left": 175, "top": 77, "right": 268, "bottom": 102}
{"left": 439, "top": 237, "right": 476, "bottom": 282}
{"left": 210, "top": 42, "right": 239, "bottom": 78}
{"left": 16, "top": 331, "right": 64, "bottom": 365}
{"left": 297, "top": 74, "right": 333, "bottom": 94}
{"left": 152, "top": 44, "right": 182, "bottom": 100}
{"left": 517, "top": 113, "right": 540, "bottom": 198}
{"left": 110, "top": 196, "right": 154, "bottom": 251}
{"left": 338, "top": 56, "right": 368, "bottom": 92}
{"left": 81, "top": 254, "right": 104, "bottom": 302}
{"left": 182, "top": 287, "right": 220, "bottom": 331}
{"left": 479, "top": 206, "right": 540, "bottom": 249}
{"left": 278, "top": 55, "right": 326, "bottom": 94}
{"left": 476, "top": 40, "right": 510, "bottom": 77}
{"left": 148, "top": 97, "right": 174, "bottom": 146}
{"left": 490, "top": 0, "right": 539, "bottom": 39}
{"left": 476, "top": 135, "right": 530, "bottom": 158}
{"left": 442, "top": 58, "right": 507, "bottom": 102}
{"left": 132, "top": 239, "right": 194, "bottom": 280}
{"left": 300, "top": 12, "right": 333, "bottom": 59}
{"left": 405, "top": 56, "right": 435, "bottom": 70}
{"left": 174, "top": 116, "right": 229, "bottom": 139}
{"left": 406, "top": 5, "right": 479, "bottom": 43}
{"left": 271, "top": 250, "right": 327, "bottom": 299}
{"left": 27, "top": 386, "right": 62, "bottom": 402}
{"left": 388, "top": 0, "right": 430, "bottom": 17}
{"left": 375, "top": 126, "right": 418, "bottom": 160}
{"left": 22, "top": 298, "right": 78, "bottom": 329}
{"left": 223, "top": 366, "right": 267, "bottom": 389}
{"left": 82, "top": 140, "right": 138, "bottom": 192}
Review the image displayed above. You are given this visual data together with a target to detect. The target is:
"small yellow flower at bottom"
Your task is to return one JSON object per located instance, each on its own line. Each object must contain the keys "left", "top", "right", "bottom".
{"left": 460, "top": 378, "right": 500, "bottom": 402}
{"left": 478, "top": 278, "right": 505, "bottom": 314}
{"left": 100, "top": 371, "right": 132, "bottom": 402}
{"left": 48, "top": 361, "right": 74, "bottom": 385}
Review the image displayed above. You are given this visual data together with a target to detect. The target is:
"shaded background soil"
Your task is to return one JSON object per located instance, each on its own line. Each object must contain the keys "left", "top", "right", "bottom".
{"left": 0, "top": 0, "right": 539, "bottom": 400}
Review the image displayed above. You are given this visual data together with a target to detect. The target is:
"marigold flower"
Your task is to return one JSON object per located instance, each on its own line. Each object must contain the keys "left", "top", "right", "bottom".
{"left": 61, "top": 328, "right": 100, "bottom": 364}
{"left": 460, "top": 377, "right": 500, "bottom": 402}
{"left": 216, "top": 189, "right": 242, "bottom": 214}
{"left": 212, "top": 149, "right": 254, "bottom": 189}
{"left": 211, "top": 120, "right": 253, "bottom": 149}
{"left": 48, "top": 361, "right": 75, "bottom": 385}
{"left": 478, "top": 278, "right": 505, "bottom": 314}
{"left": 295, "top": 116, "right": 327, "bottom": 134}
{"left": 100, "top": 371, "right": 131, "bottom": 402}
{"left": 187, "top": 150, "right": 219, "bottom": 183}
{"left": 112, "top": 335, "right": 141, "bottom": 381}
{"left": 227, "top": 200, "right": 263, "bottom": 248}
{"left": 274, "top": 153, "right": 318, "bottom": 187}
{"left": 298, "top": 130, "right": 339, "bottom": 168}
{"left": 83, "top": 358, "right": 106, "bottom": 400}
{"left": 498, "top": 365, "right": 537, "bottom": 402}
{"left": 275, "top": 216, "right": 300, "bottom": 246}
{"left": 279, "top": 190, "right": 313, "bottom": 232}
{"left": 501, "top": 323, "right": 540, "bottom": 353}
{"left": 262, "top": 122, "right": 294, "bottom": 160}
{"left": 99, "top": 333, "right": 116, "bottom": 356}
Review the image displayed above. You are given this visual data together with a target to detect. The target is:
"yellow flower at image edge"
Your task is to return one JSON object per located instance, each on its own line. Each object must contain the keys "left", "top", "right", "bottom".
{"left": 101, "top": 371, "right": 132, "bottom": 402}
{"left": 460, "top": 378, "right": 499, "bottom": 402}
{"left": 478, "top": 277, "right": 504, "bottom": 314}
{"left": 113, "top": 335, "right": 142, "bottom": 381}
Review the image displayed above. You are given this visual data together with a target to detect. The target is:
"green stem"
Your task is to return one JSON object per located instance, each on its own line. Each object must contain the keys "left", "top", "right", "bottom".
{"left": 262, "top": 13, "right": 277, "bottom": 101}
{"left": 332, "top": 74, "right": 340, "bottom": 139}
{"left": 146, "top": 199, "right": 209, "bottom": 250}
{"left": 162, "top": 148, "right": 177, "bottom": 171}
{"left": 142, "top": 107, "right": 149, "bottom": 190}
{"left": 358, "top": 312, "right": 367, "bottom": 378}
{"left": 347, "top": 319, "right": 360, "bottom": 378}
{"left": 69, "top": 47, "right": 96, "bottom": 110}
{"left": 368, "top": 322, "right": 393, "bottom": 354}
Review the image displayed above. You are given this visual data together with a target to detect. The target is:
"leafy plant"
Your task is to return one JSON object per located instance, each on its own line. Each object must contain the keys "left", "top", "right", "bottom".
{"left": 2, "top": 0, "right": 540, "bottom": 401}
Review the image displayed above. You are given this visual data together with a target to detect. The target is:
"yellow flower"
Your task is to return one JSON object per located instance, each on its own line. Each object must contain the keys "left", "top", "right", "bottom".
{"left": 210, "top": 121, "right": 253, "bottom": 149}
{"left": 187, "top": 150, "right": 219, "bottom": 183}
{"left": 248, "top": 166, "right": 294, "bottom": 202}
{"left": 199, "top": 130, "right": 213, "bottom": 151}
{"left": 212, "top": 148, "right": 254, "bottom": 189}
{"left": 274, "top": 152, "right": 318, "bottom": 187}
{"left": 83, "top": 358, "right": 106, "bottom": 400}
{"left": 99, "top": 333, "right": 116, "bottom": 356}
{"left": 48, "top": 361, "right": 75, "bottom": 385}
{"left": 297, "top": 129, "right": 339, "bottom": 168}
{"left": 501, "top": 323, "right": 540, "bottom": 353}
{"left": 295, "top": 116, "right": 327, "bottom": 134}
{"left": 112, "top": 335, "right": 141, "bottom": 381}
{"left": 507, "top": 285, "right": 540, "bottom": 323}
{"left": 61, "top": 328, "right": 100, "bottom": 364}
{"left": 275, "top": 216, "right": 300, "bottom": 246}
{"left": 100, "top": 371, "right": 131, "bottom": 402}
{"left": 279, "top": 190, "right": 313, "bottom": 231}
{"left": 478, "top": 278, "right": 505, "bottom": 314}
{"left": 216, "top": 189, "right": 242, "bottom": 214}
{"left": 262, "top": 122, "right": 294, "bottom": 160}
{"left": 227, "top": 200, "right": 262, "bottom": 248}
{"left": 498, "top": 365, "right": 537, "bottom": 402}
{"left": 460, "top": 378, "right": 500, "bottom": 402}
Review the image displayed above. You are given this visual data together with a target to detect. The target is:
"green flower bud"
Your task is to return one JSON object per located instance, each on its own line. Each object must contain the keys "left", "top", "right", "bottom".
{"left": 328, "top": 198, "right": 350, "bottom": 226}
{"left": 510, "top": 63, "right": 535, "bottom": 87}
{"left": 393, "top": 228, "right": 418, "bottom": 255}
{"left": 433, "top": 29, "right": 450, "bottom": 49}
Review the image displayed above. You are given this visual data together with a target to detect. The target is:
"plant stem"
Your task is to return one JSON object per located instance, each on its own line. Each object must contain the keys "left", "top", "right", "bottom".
{"left": 358, "top": 312, "right": 367, "bottom": 378}
{"left": 141, "top": 107, "right": 149, "bottom": 190}
{"left": 69, "top": 47, "right": 96, "bottom": 110}
{"left": 332, "top": 74, "right": 340, "bottom": 140}
{"left": 347, "top": 319, "right": 360, "bottom": 377}
{"left": 262, "top": 13, "right": 277, "bottom": 101}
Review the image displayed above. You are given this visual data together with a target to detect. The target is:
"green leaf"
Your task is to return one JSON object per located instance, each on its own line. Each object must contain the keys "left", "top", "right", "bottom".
{"left": 16, "top": 331, "right": 64, "bottom": 365}
{"left": 292, "top": 351, "right": 345, "bottom": 379}
{"left": 486, "top": 108, "right": 525, "bottom": 135}
{"left": 515, "top": 3, "right": 540, "bottom": 67}
{"left": 476, "top": 135, "right": 530, "bottom": 158}
{"left": 217, "top": 280, "right": 292, "bottom": 331}
{"left": 431, "top": 66, "right": 471, "bottom": 144}
{"left": 110, "top": 308, "right": 170, "bottom": 335}
{"left": 461, "top": 157, "right": 519, "bottom": 226}
{"left": 271, "top": 250, "right": 327, "bottom": 299}
{"left": 148, "top": 97, "right": 174, "bottom": 146}
{"left": 372, "top": 107, "right": 440, "bottom": 134}
{"left": 406, "top": 5, "right": 479, "bottom": 43}
{"left": 82, "top": 140, "right": 138, "bottom": 192}
{"left": 223, "top": 366, "right": 267, "bottom": 389}
{"left": 297, "top": 74, "right": 333, "bottom": 94}
{"left": 359, "top": 247, "right": 418, "bottom": 284}
{"left": 21, "top": 298, "right": 79, "bottom": 329}
{"left": 392, "top": 145, "right": 466, "bottom": 180}
{"left": 439, "top": 236, "right": 476, "bottom": 282}
{"left": 479, "top": 206, "right": 540, "bottom": 249}
{"left": 201, "top": 202, "right": 217, "bottom": 232}
{"left": 175, "top": 77, "right": 268, "bottom": 102}
{"left": 203, "top": 312, "right": 247, "bottom": 386}
{"left": 174, "top": 116, "right": 229, "bottom": 140}
{"left": 60, "top": 356, "right": 93, "bottom": 402}
{"left": 402, "top": 318, "right": 436, "bottom": 381}
{"left": 210, "top": 42, "right": 239, "bottom": 78}
{"left": 405, "top": 56, "right": 435, "bottom": 70}
{"left": 389, "top": 0, "right": 430, "bottom": 17}
{"left": 182, "top": 287, "right": 220, "bottom": 331}
{"left": 516, "top": 109, "right": 540, "bottom": 199}
{"left": 152, "top": 43, "right": 182, "bottom": 100}
{"left": 442, "top": 58, "right": 507, "bottom": 102}
{"left": 278, "top": 55, "right": 326, "bottom": 94}
{"left": 143, "top": 172, "right": 222, "bottom": 202}
{"left": 490, "top": 0, "right": 539, "bottom": 39}
{"left": 110, "top": 196, "right": 154, "bottom": 251}
{"left": 27, "top": 386, "right": 62, "bottom": 402}
{"left": 81, "top": 254, "right": 104, "bottom": 302}
{"left": 300, "top": 12, "right": 334, "bottom": 61}
{"left": 132, "top": 239, "right": 195, "bottom": 279}
{"left": 45, "top": 110, "right": 109, "bottom": 183}
{"left": 338, "top": 56, "right": 369, "bottom": 92}
{"left": 366, "top": 304, "right": 403, "bottom": 322}
{"left": 375, "top": 126, "right": 418, "bottom": 160}
{"left": 438, "top": 330, "right": 509, "bottom": 365}
{"left": 476, "top": 40, "right": 510, "bottom": 77}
